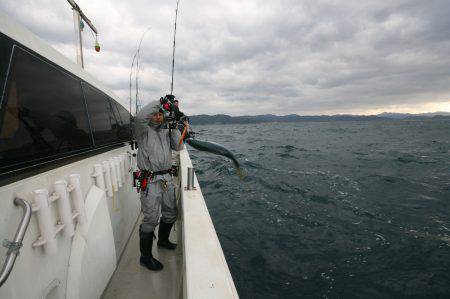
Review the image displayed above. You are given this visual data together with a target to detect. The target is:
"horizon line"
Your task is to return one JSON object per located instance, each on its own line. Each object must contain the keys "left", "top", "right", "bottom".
{"left": 190, "top": 110, "right": 450, "bottom": 117}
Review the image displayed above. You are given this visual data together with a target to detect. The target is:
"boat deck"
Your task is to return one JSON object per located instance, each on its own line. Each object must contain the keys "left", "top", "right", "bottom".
{"left": 101, "top": 149, "right": 239, "bottom": 298}
{"left": 102, "top": 215, "right": 182, "bottom": 299}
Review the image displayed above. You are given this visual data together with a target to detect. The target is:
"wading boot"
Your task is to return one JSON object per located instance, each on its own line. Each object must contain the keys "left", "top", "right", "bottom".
{"left": 139, "top": 226, "right": 163, "bottom": 271}
{"left": 157, "top": 221, "right": 177, "bottom": 250}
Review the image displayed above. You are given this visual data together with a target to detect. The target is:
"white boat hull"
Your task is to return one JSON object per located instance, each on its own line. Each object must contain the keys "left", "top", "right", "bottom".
{"left": 0, "top": 146, "right": 140, "bottom": 299}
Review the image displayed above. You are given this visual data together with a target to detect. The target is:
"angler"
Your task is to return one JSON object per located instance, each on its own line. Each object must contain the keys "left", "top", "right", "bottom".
{"left": 133, "top": 99, "right": 188, "bottom": 271}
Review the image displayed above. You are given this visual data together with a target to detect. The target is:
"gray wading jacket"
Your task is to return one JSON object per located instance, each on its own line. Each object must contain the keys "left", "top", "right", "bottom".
{"left": 134, "top": 101, "right": 183, "bottom": 173}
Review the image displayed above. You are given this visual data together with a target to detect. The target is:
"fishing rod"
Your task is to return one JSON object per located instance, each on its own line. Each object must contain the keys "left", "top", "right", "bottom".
{"left": 129, "top": 27, "right": 151, "bottom": 116}
{"left": 129, "top": 51, "right": 138, "bottom": 116}
{"left": 170, "top": 0, "right": 180, "bottom": 96}
{"left": 162, "top": 0, "right": 244, "bottom": 179}
{"left": 129, "top": 28, "right": 150, "bottom": 149}
{"left": 159, "top": 0, "right": 184, "bottom": 127}
{"left": 123, "top": 1, "right": 243, "bottom": 178}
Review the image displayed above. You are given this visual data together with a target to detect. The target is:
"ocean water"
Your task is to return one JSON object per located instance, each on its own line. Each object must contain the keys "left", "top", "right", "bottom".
{"left": 188, "top": 119, "right": 450, "bottom": 299}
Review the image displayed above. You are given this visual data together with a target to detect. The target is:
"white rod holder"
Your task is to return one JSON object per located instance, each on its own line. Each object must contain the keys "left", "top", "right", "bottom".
{"left": 103, "top": 161, "right": 113, "bottom": 197}
{"left": 119, "top": 155, "right": 126, "bottom": 182}
{"left": 109, "top": 159, "right": 118, "bottom": 191}
{"left": 93, "top": 164, "right": 106, "bottom": 191}
{"left": 114, "top": 157, "right": 123, "bottom": 188}
{"left": 122, "top": 153, "right": 129, "bottom": 173}
{"left": 126, "top": 152, "right": 133, "bottom": 172}
{"left": 54, "top": 180, "right": 75, "bottom": 238}
{"left": 33, "top": 189, "right": 57, "bottom": 254}
{"left": 69, "top": 174, "right": 87, "bottom": 230}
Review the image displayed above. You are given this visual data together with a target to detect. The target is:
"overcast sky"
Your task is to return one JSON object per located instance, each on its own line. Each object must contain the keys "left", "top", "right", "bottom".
{"left": 2, "top": 0, "right": 450, "bottom": 115}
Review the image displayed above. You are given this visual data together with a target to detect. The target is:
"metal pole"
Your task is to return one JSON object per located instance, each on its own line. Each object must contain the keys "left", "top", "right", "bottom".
{"left": 67, "top": 0, "right": 98, "bottom": 68}
{"left": 67, "top": 0, "right": 98, "bottom": 34}
{"left": 72, "top": 9, "right": 84, "bottom": 68}
{"left": 187, "top": 167, "right": 195, "bottom": 190}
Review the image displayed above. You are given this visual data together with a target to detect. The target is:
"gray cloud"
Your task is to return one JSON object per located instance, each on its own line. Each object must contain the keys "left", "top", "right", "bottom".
{"left": 1, "top": 0, "right": 450, "bottom": 115}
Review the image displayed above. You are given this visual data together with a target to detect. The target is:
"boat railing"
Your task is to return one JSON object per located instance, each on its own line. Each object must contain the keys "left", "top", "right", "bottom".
{"left": 179, "top": 148, "right": 239, "bottom": 298}
{"left": 0, "top": 197, "right": 32, "bottom": 288}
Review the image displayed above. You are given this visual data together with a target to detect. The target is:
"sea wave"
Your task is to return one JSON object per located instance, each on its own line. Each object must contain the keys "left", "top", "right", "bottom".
{"left": 190, "top": 120, "right": 450, "bottom": 298}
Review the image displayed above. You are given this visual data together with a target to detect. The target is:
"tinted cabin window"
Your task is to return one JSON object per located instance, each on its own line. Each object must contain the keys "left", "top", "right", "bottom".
{"left": 0, "top": 47, "right": 92, "bottom": 170}
{"left": 83, "top": 83, "right": 120, "bottom": 146}
{"left": 0, "top": 33, "right": 14, "bottom": 146}
{"left": 0, "top": 33, "right": 13, "bottom": 101}
{"left": 110, "top": 100, "right": 132, "bottom": 142}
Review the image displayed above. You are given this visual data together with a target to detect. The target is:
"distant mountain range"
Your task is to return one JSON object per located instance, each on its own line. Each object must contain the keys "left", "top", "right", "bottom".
{"left": 377, "top": 112, "right": 450, "bottom": 119}
{"left": 189, "top": 111, "right": 450, "bottom": 125}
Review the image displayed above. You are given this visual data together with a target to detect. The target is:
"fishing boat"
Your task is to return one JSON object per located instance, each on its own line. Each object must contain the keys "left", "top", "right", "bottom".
{"left": 0, "top": 10, "right": 238, "bottom": 299}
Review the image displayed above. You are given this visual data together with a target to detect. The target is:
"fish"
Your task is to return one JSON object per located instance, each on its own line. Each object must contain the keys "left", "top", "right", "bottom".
{"left": 185, "top": 138, "right": 244, "bottom": 179}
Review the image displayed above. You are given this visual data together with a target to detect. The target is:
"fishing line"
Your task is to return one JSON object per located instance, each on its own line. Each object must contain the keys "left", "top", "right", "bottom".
{"left": 136, "top": 28, "right": 150, "bottom": 113}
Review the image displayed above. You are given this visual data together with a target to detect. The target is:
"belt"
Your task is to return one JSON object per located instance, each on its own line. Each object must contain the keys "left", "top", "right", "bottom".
{"left": 133, "top": 166, "right": 179, "bottom": 193}
{"left": 140, "top": 166, "right": 177, "bottom": 178}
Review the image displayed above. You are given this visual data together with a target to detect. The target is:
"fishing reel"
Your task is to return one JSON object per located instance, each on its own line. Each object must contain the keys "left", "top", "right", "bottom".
{"left": 159, "top": 95, "right": 175, "bottom": 120}
{"left": 159, "top": 94, "right": 192, "bottom": 134}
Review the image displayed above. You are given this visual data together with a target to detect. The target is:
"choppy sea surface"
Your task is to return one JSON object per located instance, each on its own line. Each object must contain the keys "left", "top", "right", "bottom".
{"left": 188, "top": 119, "right": 450, "bottom": 299}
